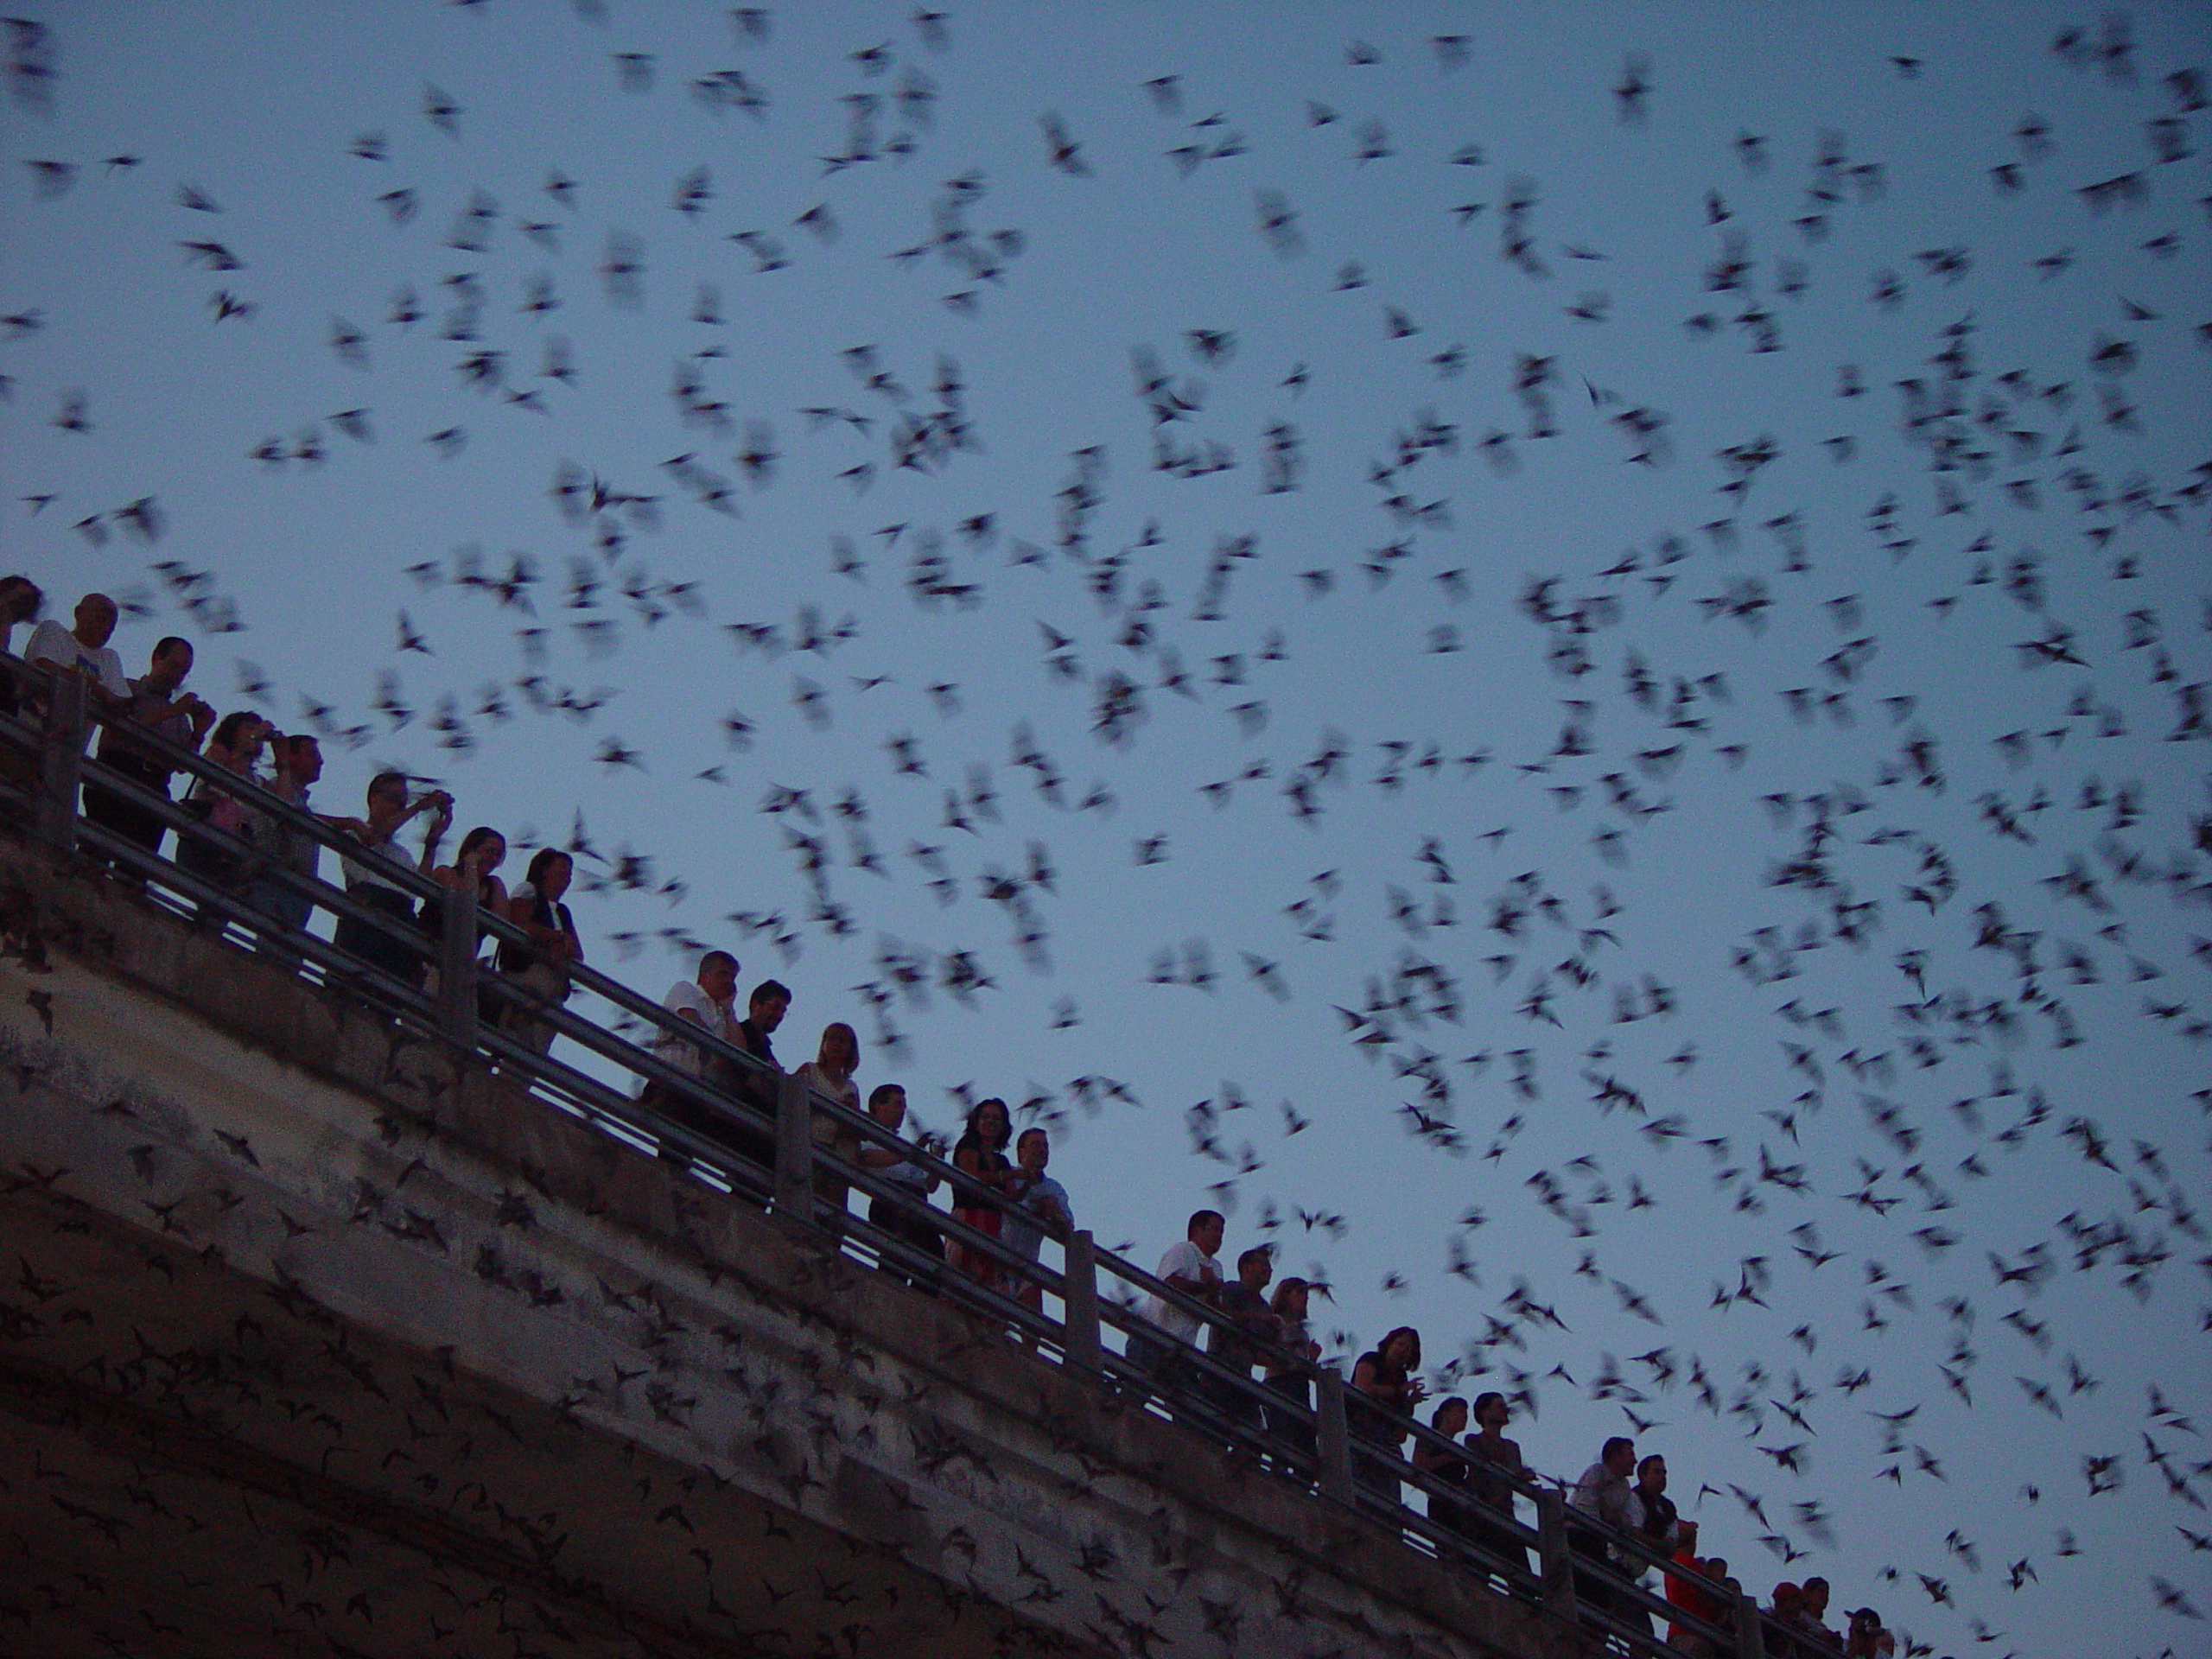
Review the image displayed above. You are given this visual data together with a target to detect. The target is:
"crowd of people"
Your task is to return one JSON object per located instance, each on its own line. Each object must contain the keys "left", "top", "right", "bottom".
{"left": 1128, "top": 1208, "right": 1898, "bottom": 1657}
{"left": 5, "top": 586, "right": 1900, "bottom": 1657}
{"left": 7, "top": 585, "right": 589, "bottom": 1046}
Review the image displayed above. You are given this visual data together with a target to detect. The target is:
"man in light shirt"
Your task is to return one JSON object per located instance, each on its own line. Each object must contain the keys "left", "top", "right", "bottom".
{"left": 1129, "top": 1209, "right": 1224, "bottom": 1401}
{"left": 1569, "top": 1434, "right": 1637, "bottom": 1621}
{"left": 1002, "top": 1127, "right": 1073, "bottom": 1321}
{"left": 24, "top": 592, "right": 128, "bottom": 709}
{"left": 649, "top": 950, "right": 739, "bottom": 1165}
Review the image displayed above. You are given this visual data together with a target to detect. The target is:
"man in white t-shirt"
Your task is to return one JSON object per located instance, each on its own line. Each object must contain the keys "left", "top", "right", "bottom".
{"left": 650, "top": 950, "right": 740, "bottom": 1079}
{"left": 24, "top": 592, "right": 129, "bottom": 709}
{"left": 1130, "top": 1209, "right": 1224, "bottom": 1393}
{"left": 647, "top": 950, "right": 740, "bottom": 1160}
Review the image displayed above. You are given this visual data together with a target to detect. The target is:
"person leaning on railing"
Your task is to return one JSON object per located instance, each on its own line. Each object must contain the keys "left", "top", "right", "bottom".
{"left": 0, "top": 578, "right": 45, "bottom": 685}
{"left": 1464, "top": 1390, "right": 1535, "bottom": 1586}
{"left": 1349, "top": 1326, "right": 1427, "bottom": 1514}
{"left": 1261, "top": 1275, "right": 1323, "bottom": 1461}
{"left": 0, "top": 583, "right": 48, "bottom": 801}
{"left": 243, "top": 734, "right": 328, "bottom": 959}
{"left": 1206, "top": 1246, "right": 1283, "bottom": 1433}
{"left": 855, "top": 1082, "right": 946, "bottom": 1291}
{"left": 496, "top": 847, "right": 581, "bottom": 1054}
{"left": 1568, "top": 1434, "right": 1637, "bottom": 1621}
{"left": 83, "top": 636, "right": 214, "bottom": 868}
{"left": 1840, "top": 1605, "right": 1895, "bottom": 1658}
{"left": 1002, "top": 1125, "right": 1072, "bottom": 1325}
{"left": 423, "top": 825, "right": 510, "bottom": 1006}
{"left": 22, "top": 592, "right": 128, "bottom": 715}
{"left": 1662, "top": 1522, "right": 1728, "bottom": 1658}
{"left": 645, "top": 949, "right": 740, "bottom": 1163}
{"left": 1410, "top": 1395, "right": 1478, "bottom": 1560}
{"left": 17, "top": 592, "right": 129, "bottom": 804}
{"left": 947, "top": 1097, "right": 1022, "bottom": 1294}
{"left": 333, "top": 771, "right": 453, "bottom": 989}
{"left": 1128, "top": 1209, "right": 1225, "bottom": 1395}
{"left": 794, "top": 1021, "right": 863, "bottom": 1231}
{"left": 712, "top": 973, "right": 791, "bottom": 1167}
{"left": 175, "top": 711, "right": 270, "bottom": 912}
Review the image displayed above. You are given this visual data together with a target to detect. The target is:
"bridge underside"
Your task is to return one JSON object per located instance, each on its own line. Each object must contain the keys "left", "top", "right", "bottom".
{"left": 0, "top": 839, "right": 1563, "bottom": 1659}
{"left": 0, "top": 1183, "right": 1086, "bottom": 1659}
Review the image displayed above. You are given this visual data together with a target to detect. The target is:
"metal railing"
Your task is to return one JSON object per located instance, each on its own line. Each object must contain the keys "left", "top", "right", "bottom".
{"left": 0, "top": 648, "right": 1797, "bottom": 1656}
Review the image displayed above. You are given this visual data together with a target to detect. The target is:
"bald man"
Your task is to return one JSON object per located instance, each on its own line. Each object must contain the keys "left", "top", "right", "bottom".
{"left": 24, "top": 592, "right": 129, "bottom": 707}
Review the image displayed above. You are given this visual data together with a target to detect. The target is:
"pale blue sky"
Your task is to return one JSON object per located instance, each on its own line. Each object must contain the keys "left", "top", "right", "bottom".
{"left": 5, "top": 3, "right": 2209, "bottom": 1650}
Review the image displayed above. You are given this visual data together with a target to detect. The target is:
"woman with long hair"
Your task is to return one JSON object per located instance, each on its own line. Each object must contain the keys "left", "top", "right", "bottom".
{"left": 1349, "top": 1325, "right": 1427, "bottom": 1516}
{"left": 431, "top": 825, "right": 509, "bottom": 913}
{"left": 426, "top": 824, "right": 509, "bottom": 1010}
{"left": 498, "top": 847, "right": 581, "bottom": 1055}
{"left": 1262, "top": 1276, "right": 1324, "bottom": 1467}
{"left": 796, "top": 1021, "right": 862, "bottom": 1230}
{"left": 946, "top": 1096, "right": 1022, "bottom": 1293}
{"left": 176, "top": 710, "right": 270, "bottom": 900}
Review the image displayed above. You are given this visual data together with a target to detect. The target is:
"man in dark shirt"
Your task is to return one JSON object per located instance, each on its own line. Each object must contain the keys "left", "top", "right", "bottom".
{"left": 1629, "top": 1453, "right": 1680, "bottom": 1641}
{"left": 1207, "top": 1246, "right": 1281, "bottom": 1432}
{"left": 85, "top": 637, "right": 214, "bottom": 862}
{"left": 721, "top": 978, "right": 791, "bottom": 1173}
{"left": 1633, "top": 1453, "right": 1679, "bottom": 1546}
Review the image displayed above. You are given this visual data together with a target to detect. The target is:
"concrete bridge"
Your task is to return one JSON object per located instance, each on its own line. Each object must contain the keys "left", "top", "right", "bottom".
{"left": 0, "top": 830, "right": 1595, "bottom": 1659}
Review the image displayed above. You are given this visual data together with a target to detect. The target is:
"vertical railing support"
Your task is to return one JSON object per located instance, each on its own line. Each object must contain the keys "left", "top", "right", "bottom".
{"left": 773, "top": 1069, "right": 815, "bottom": 1223}
{"left": 1060, "top": 1229, "right": 1100, "bottom": 1370}
{"left": 1733, "top": 1588, "right": 1767, "bottom": 1659}
{"left": 1538, "top": 1490, "right": 1579, "bottom": 1618}
{"left": 35, "top": 672, "right": 86, "bottom": 855}
{"left": 1314, "top": 1365, "right": 1354, "bottom": 1504}
{"left": 438, "top": 880, "right": 479, "bottom": 1048}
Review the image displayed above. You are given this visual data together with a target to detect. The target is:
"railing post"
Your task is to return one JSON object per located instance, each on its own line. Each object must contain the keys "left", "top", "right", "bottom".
{"left": 1733, "top": 1588, "right": 1767, "bottom": 1659}
{"left": 35, "top": 671, "right": 86, "bottom": 855}
{"left": 1314, "top": 1365, "right": 1354, "bottom": 1504}
{"left": 438, "top": 880, "right": 479, "bottom": 1048}
{"left": 1538, "top": 1490, "right": 1580, "bottom": 1618}
{"left": 773, "top": 1069, "right": 815, "bottom": 1222}
{"left": 1060, "top": 1229, "right": 1100, "bottom": 1370}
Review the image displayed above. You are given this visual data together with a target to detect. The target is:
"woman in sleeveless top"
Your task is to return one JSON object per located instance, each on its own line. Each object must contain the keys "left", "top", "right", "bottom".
{"left": 947, "top": 1096, "right": 1021, "bottom": 1293}
{"left": 427, "top": 826, "right": 508, "bottom": 1007}
{"left": 498, "top": 848, "right": 581, "bottom": 1054}
{"left": 176, "top": 711, "right": 269, "bottom": 899}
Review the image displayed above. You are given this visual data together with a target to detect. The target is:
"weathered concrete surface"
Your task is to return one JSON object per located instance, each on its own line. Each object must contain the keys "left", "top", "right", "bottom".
{"left": 0, "top": 836, "right": 1578, "bottom": 1658}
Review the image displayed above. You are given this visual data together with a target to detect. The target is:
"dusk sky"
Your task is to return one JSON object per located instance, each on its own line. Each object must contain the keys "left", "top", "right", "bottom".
{"left": 4, "top": 3, "right": 2209, "bottom": 1652}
